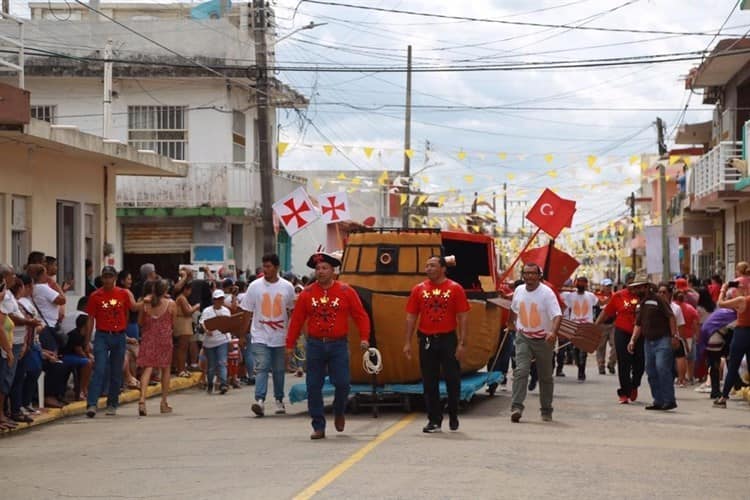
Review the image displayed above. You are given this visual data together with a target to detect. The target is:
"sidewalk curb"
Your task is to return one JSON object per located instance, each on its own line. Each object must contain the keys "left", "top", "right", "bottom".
{"left": 1, "top": 373, "right": 202, "bottom": 437}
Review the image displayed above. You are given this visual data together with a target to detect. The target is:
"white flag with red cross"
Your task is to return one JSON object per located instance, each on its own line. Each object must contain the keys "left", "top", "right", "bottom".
{"left": 318, "top": 192, "right": 351, "bottom": 224}
{"left": 272, "top": 187, "right": 319, "bottom": 236}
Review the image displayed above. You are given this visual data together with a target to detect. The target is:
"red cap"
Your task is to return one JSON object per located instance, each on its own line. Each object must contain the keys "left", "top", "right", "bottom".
{"left": 675, "top": 278, "right": 689, "bottom": 290}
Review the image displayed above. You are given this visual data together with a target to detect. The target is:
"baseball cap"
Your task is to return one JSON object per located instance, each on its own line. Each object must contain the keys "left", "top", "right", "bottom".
{"left": 601, "top": 278, "right": 613, "bottom": 287}
{"left": 212, "top": 289, "right": 226, "bottom": 300}
{"left": 101, "top": 265, "right": 117, "bottom": 276}
{"left": 675, "top": 278, "right": 689, "bottom": 290}
{"left": 221, "top": 278, "right": 234, "bottom": 288}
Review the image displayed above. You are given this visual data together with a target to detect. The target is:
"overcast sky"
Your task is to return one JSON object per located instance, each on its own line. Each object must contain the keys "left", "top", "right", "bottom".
{"left": 8, "top": 0, "right": 745, "bottom": 235}
{"left": 270, "top": 0, "right": 743, "bottom": 233}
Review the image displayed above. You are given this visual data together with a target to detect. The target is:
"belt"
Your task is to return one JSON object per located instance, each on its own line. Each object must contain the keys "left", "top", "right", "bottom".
{"left": 309, "top": 335, "right": 347, "bottom": 343}
{"left": 97, "top": 329, "right": 125, "bottom": 335}
{"left": 519, "top": 329, "right": 545, "bottom": 336}
{"left": 418, "top": 330, "right": 455, "bottom": 337}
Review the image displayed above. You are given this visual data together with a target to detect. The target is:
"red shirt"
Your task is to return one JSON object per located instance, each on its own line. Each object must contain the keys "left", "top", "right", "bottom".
{"left": 406, "top": 279, "right": 470, "bottom": 335}
{"left": 602, "top": 288, "right": 639, "bottom": 334}
{"left": 737, "top": 297, "right": 750, "bottom": 327}
{"left": 677, "top": 301, "right": 699, "bottom": 339}
{"left": 286, "top": 281, "right": 370, "bottom": 348}
{"left": 86, "top": 286, "right": 131, "bottom": 332}
{"left": 707, "top": 283, "right": 720, "bottom": 303}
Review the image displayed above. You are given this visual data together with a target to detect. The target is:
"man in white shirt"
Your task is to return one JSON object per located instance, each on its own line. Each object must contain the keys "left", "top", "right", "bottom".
{"left": 508, "top": 263, "right": 562, "bottom": 423}
{"left": 199, "top": 290, "right": 232, "bottom": 394}
{"left": 563, "top": 276, "right": 599, "bottom": 382}
{"left": 239, "top": 254, "right": 295, "bottom": 416}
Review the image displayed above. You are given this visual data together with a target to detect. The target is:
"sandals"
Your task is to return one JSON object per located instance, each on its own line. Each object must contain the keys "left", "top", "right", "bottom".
{"left": 127, "top": 378, "right": 141, "bottom": 390}
{"left": 11, "top": 413, "right": 33, "bottom": 424}
{"left": 138, "top": 402, "right": 147, "bottom": 416}
{"left": 0, "top": 420, "right": 18, "bottom": 430}
{"left": 160, "top": 401, "right": 173, "bottom": 414}
{"left": 178, "top": 370, "right": 191, "bottom": 378}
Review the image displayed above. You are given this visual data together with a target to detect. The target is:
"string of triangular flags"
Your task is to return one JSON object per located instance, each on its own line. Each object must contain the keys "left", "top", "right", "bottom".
{"left": 277, "top": 141, "right": 695, "bottom": 171}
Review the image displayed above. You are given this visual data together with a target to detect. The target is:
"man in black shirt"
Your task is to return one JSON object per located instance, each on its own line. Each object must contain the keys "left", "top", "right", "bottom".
{"left": 627, "top": 276, "right": 679, "bottom": 411}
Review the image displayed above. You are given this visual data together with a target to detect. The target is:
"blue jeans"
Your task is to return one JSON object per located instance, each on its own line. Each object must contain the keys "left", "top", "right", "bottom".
{"left": 87, "top": 332, "right": 126, "bottom": 409}
{"left": 644, "top": 335, "right": 676, "bottom": 406}
{"left": 306, "top": 338, "right": 350, "bottom": 432}
{"left": 243, "top": 333, "right": 255, "bottom": 379}
{"left": 205, "top": 342, "right": 229, "bottom": 387}
{"left": 251, "top": 343, "right": 286, "bottom": 402}
{"left": 722, "top": 326, "right": 750, "bottom": 398}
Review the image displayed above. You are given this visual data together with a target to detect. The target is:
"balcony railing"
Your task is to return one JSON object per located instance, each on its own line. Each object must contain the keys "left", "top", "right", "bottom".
{"left": 116, "top": 163, "right": 306, "bottom": 209}
{"left": 691, "top": 141, "right": 743, "bottom": 197}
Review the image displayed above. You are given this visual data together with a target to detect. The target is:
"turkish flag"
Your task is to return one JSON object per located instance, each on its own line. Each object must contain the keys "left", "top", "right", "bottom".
{"left": 521, "top": 245, "right": 580, "bottom": 290}
{"left": 319, "top": 192, "right": 351, "bottom": 224}
{"left": 526, "top": 188, "right": 576, "bottom": 239}
{"left": 272, "top": 187, "right": 319, "bottom": 237}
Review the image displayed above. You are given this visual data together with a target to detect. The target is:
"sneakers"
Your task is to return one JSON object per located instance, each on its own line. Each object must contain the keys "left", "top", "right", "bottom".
{"left": 219, "top": 384, "right": 228, "bottom": 395}
{"left": 555, "top": 369, "right": 566, "bottom": 377}
{"left": 422, "top": 422, "right": 442, "bottom": 433}
{"left": 252, "top": 400, "right": 265, "bottom": 417}
{"left": 449, "top": 415, "right": 459, "bottom": 431}
{"left": 105, "top": 406, "right": 117, "bottom": 416}
{"left": 598, "top": 366, "right": 606, "bottom": 375}
{"left": 510, "top": 408, "right": 522, "bottom": 423}
{"left": 275, "top": 400, "right": 286, "bottom": 415}
{"left": 541, "top": 413, "right": 552, "bottom": 422}
{"left": 629, "top": 388, "right": 638, "bottom": 402}
{"left": 86, "top": 406, "right": 97, "bottom": 418}
{"left": 607, "top": 364, "right": 615, "bottom": 374}
{"left": 618, "top": 395, "right": 629, "bottom": 404}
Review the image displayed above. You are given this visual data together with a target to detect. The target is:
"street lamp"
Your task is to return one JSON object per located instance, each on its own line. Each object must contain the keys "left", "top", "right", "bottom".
{"left": 276, "top": 21, "right": 327, "bottom": 44}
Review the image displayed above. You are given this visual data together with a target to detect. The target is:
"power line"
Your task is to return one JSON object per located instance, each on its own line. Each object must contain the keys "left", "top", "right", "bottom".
{"left": 299, "top": 0, "right": 750, "bottom": 37}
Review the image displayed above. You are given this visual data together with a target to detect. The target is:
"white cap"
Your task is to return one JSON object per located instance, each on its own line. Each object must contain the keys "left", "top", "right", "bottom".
{"left": 212, "top": 289, "right": 226, "bottom": 300}
{"left": 601, "top": 278, "right": 613, "bottom": 287}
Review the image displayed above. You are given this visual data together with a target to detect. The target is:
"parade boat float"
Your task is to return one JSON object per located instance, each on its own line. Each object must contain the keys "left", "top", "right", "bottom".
{"left": 339, "top": 228, "right": 508, "bottom": 384}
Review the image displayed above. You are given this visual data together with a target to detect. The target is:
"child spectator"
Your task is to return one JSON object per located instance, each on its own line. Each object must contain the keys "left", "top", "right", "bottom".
{"left": 199, "top": 290, "right": 231, "bottom": 394}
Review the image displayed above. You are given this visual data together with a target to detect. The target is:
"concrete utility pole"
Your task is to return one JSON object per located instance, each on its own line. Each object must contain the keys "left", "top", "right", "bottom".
{"left": 657, "top": 117, "right": 671, "bottom": 279}
{"left": 103, "top": 39, "right": 113, "bottom": 138}
{"left": 401, "top": 45, "right": 412, "bottom": 229}
{"left": 254, "top": 0, "right": 276, "bottom": 254}
{"left": 630, "top": 191, "right": 637, "bottom": 273}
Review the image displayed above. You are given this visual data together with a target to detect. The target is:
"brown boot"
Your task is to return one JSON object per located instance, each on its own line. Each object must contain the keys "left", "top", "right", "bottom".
{"left": 334, "top": 414, "right": 345, "bottom": 432}
{"left": 310, "top": 429, "right": 326, "bottom": 440}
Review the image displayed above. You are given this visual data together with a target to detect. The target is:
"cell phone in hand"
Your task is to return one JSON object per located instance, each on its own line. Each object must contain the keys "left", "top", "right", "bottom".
{"left": 728, "top": 281, "right": 740, "bottom": 288}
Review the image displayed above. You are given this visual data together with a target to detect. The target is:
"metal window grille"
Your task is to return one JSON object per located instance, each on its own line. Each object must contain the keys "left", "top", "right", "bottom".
{"left": 232, "top": 110, "right": 246, "bottom": 163}
{"left": 128, "top": 105, "right": 187, "bottom": 160}
{"left": 30, "top": 105, "right": 56, "bottom": 123}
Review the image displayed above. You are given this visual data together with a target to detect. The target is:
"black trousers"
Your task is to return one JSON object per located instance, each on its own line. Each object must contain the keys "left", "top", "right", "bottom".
{"left": 43, "top": 360, "right": 71, "bottom": 400}
{"left": 706, "top": 350, "right": 723, "bottom": 399}
{"left": 419, "top": 331, "right": 460, "bottom": 426}
{"left": 614, "top": 328, "right": 644, "bottom": 396}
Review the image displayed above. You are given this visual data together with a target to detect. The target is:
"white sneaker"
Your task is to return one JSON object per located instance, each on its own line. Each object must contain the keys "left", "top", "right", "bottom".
{"left": 274, "top": 400, "right": 286, "bottom": 415}
{"left": 251, "top": 400, "right": 265, "bottom": 417}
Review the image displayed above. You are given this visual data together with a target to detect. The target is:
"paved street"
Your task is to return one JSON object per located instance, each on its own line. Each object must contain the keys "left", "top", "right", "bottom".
{"left": 1, "top": 364, "right": 748, "bottom": 500}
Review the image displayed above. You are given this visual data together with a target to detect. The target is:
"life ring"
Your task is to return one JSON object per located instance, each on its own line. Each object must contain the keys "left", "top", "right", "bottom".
{"left": 379, "top": 252, "right": 393, "bottom": 265}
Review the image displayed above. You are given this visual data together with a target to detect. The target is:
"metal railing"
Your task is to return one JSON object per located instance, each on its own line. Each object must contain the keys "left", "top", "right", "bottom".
{"left": 116, "top": 163, "right": 304, "bottom": 208}
{"left": 691, "top": 141, "right": 743, "bottom": 197}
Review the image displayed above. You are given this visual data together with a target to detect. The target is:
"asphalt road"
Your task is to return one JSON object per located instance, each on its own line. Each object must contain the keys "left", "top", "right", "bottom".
{"left": 1, "top": 363, "right": 748, "bottom": 500}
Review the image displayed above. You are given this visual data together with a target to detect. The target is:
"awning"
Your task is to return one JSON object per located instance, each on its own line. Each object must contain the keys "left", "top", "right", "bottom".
{"left": 0, "top": 119, "right": 187, "bottom": 177}
{"left": 691, "top": 38, "right": 750, "bottom": 88}
{"left": 675, "top": 121, "right": 711, "bottom": 145}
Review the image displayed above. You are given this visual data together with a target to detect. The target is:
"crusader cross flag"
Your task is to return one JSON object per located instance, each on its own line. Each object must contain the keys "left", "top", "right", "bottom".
{"left": 526, "top": 188, "right": 577, "bottom": 239}
{"left": 272, "top": 187, "right": 319, "bottom": 237}
{"left": 319, "top": 192, "right": 351, "bottom": 224}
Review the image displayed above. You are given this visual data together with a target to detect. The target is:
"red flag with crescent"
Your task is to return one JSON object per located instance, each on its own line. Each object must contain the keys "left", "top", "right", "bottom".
{"left": 272, "top": 187, "right": 319, "bottom": 237}
{"left": 525, "top": 188, "right": 576, "bottom": 239}
{"left": 521, "top": 245, "right": 580, "bottom": 290}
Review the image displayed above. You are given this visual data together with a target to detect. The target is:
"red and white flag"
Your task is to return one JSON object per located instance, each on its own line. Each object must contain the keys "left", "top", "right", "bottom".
{"left": 526, "top": 188, "right": 576, "bottom": 239}
{"left": 272, "top": 187, "right": 319, "bottom": 236}
{"left": 319, "top": 192, "right": 351, "bottom": 224}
